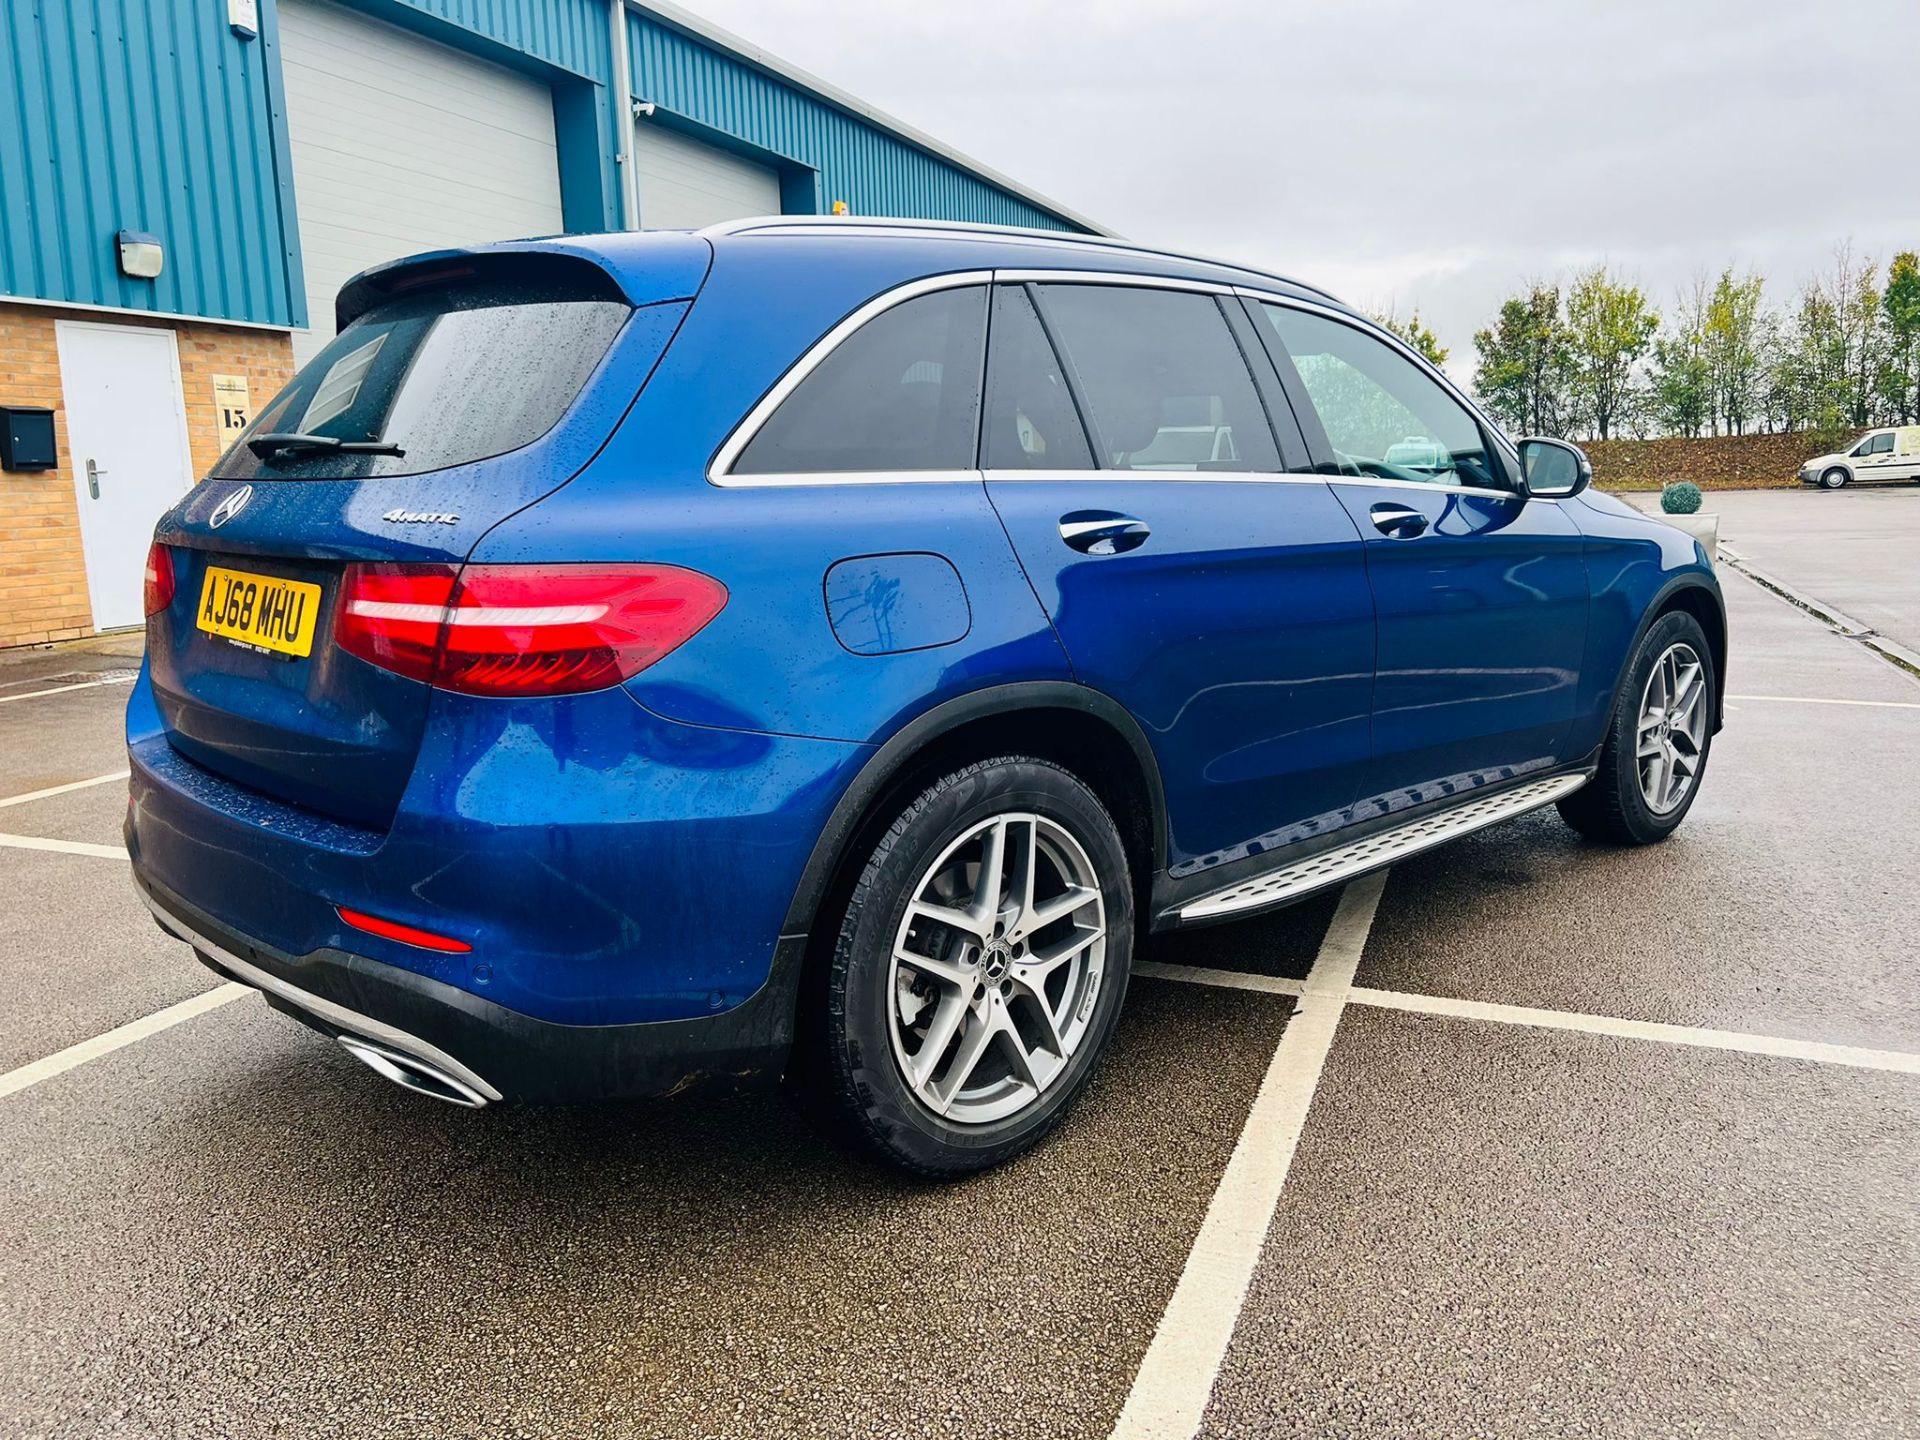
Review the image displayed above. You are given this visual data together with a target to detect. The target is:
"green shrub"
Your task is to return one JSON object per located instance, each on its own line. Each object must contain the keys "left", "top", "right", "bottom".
{"left": 1661, "top": 481, "right": 1703, "bottom": 515}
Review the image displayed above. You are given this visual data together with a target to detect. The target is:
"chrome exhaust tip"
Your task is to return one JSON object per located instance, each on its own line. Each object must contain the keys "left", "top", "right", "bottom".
{"left": 337, "top": 1034, "right": 490, "bottom": 1108}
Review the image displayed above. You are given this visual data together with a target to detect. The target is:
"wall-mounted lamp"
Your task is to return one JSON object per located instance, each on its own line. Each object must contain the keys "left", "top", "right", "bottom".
{"left": 633, "top": 100, "right": 657, "bottom": 118}
{"left": 228, "top": 0, "right": 259, "bottom": 40}
{"left": 116, "top": 230, "right": 164, "bottom": 280}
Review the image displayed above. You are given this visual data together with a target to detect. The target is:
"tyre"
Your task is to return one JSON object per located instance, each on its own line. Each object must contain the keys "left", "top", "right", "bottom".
{"left": 820, "top": 756, "right": 1133, "bottom": 1177}
{"left": 1820, "top": 466, "right": 1850, "bottom": 489}
{"left": 1559, "top": 611, "right": 1715, "bottom": 845}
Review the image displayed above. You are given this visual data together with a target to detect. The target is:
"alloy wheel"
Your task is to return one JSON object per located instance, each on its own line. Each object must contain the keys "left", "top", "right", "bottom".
{"left": 887, "top": 813, "right": 1107, "bottom": 1125}
{"left": 1636, "top": 641, "right": 1708, "bottom": 814}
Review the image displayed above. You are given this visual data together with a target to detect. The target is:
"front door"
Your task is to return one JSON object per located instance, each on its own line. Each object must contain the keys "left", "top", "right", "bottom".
{"left": 981, "top": 280, "right": 1377, "bottom": 875}
{"left": 55, "top": 322, "right": 197, "bottom": 630}
{"left": 1251, "top": 301, "right": 1590, "bottom": 809}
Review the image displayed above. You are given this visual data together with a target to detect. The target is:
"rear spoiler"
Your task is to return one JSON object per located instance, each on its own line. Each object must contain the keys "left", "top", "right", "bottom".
{"left": 336, "top": 234, "right": 714, "bottom": 331}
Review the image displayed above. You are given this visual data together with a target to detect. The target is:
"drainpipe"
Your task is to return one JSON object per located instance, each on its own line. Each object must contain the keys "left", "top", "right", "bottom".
{"left": 609, "top": 0, "right": 638, "bottom": 228}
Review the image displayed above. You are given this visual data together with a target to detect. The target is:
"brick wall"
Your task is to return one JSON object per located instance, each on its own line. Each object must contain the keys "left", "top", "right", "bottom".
{"left": 1585, "top": 431, "right": 1849, "bottom": 492}
{"left": 0, "top": 303, "right": 294, "bottom": 650}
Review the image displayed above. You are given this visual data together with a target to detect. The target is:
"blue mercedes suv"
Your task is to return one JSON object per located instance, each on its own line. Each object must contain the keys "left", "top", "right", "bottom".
{"left": 129, "top": 219, "right": 1724, "bottom": 1175}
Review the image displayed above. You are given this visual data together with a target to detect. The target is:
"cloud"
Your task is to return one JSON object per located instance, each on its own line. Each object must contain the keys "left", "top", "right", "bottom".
{"left": 685, "top": 0, "right": 1920, "bottom": 366}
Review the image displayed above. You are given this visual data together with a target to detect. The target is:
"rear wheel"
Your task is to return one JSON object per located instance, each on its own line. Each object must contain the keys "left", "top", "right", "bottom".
{"left": 1559, "top": 611, "right": 1715, "bottom": 845}
{"left": 820, "top": 757, "right": 1132, "bottom": 1177}
{"left": 1820, "top": 466, "right": 1850, "bottom": 489}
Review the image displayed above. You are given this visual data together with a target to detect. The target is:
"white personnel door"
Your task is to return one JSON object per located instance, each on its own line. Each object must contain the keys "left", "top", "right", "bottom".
{"left": 634, "top": 122, "right": 781, "bottom": 229}
{"left": 54, "top": 322, "right": 196, "bottom": 631}
{"left": 278, "top": 0, "right": 567, "bottom": 366}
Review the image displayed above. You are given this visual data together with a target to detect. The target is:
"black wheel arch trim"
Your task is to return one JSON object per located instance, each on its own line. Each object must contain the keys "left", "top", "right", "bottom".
{"left": 778, "top": 680, "right": 1169, "bottom": 938}
{"left": 1618, "top": 574, "right": 1728, "bottom": 733}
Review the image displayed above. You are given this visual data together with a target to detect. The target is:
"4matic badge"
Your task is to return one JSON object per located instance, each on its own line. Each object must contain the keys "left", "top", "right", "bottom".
{"left": 382, "top": 508, "right": 460, "bottom": 525}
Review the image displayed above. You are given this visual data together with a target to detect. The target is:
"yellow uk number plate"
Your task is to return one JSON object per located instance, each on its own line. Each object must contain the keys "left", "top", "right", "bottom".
{"left": 195, "top": 565, "right": 323, "bottom": 658}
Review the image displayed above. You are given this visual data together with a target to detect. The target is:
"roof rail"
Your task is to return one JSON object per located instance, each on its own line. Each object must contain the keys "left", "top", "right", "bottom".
{"left": 702, "top": 216, "right": 1346, "bottom": 306}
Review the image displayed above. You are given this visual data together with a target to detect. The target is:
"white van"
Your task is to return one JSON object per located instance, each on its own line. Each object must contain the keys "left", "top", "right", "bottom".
{"left": 1799, "top": 426, "right": 1920, "bottom": 488}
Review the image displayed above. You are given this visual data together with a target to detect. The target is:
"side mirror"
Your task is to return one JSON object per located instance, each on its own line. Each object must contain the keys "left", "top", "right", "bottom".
{"left": 1517, "top": 436, "right": 1592, "bottom": 498}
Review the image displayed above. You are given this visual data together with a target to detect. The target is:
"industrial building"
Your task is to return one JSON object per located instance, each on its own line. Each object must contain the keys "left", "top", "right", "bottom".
{"left": 0, "top": 0, "right": 1097, "bottom": 648}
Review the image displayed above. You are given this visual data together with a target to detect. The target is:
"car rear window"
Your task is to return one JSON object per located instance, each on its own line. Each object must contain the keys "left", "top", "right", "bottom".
{"left": 212, "top": 277, "right": 631, "bottom": 480}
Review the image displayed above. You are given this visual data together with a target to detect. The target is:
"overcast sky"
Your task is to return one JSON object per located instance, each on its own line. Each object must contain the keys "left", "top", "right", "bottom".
{"left": 689, "top": 0, "right": 1920, "bottom": 378}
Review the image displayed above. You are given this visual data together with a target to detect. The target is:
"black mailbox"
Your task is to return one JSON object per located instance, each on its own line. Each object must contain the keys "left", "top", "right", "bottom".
{"left": 1, "top": 407, "right": 57, "bottom": 471}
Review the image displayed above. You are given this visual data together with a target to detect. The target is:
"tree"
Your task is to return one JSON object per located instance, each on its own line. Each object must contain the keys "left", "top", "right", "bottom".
{"left": 1702, "top": 269, "right": 1766, "bottom": 435}
{"left": 1374, "top": 310, "right": 1449, "bottom": 369}
{"left": 1883, "top": 250, "right": 1920, "bottom": 424}
{"left": 1651, "top": 331, "right": 1711, "bottom": 438}
{"left": 1831, "top": 244, "right": 1887, "bottom": 427}
{"left": 1770, "top": 280, "right": 1848, "bottom": 434}
{"left": 1472, "top": 285, "right": 1575, "bottom": 436}
{"left": 1565, "top": 265, "right": 1657, "bottom": 440}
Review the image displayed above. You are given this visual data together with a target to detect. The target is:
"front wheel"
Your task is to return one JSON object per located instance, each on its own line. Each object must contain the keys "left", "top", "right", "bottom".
{"left": 1820, "top": 466, "right": 1850, "bottom": 489}
{"left": 820, "top": 757, "right": 1133, "bottom": 1177}
{"left": 1559, "top": 611, "right": 1716, "bottom": 845}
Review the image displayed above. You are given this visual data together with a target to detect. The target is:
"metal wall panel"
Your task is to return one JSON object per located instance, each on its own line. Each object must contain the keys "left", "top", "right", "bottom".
{"left": 624, "top": 12, "right": 1082, "bottom": 232}
{"left": 0, "top": 0, "right": 299, "bottom": 325}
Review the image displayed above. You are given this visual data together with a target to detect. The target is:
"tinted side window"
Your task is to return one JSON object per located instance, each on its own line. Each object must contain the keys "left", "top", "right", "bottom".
{"left": 1035, "top": 285, "right": 1282, "bottom": 473}
{"left": 733, "top": 286, "right": 987, "bottom": 475}
{"left": 1260, "top": 304, "right": 1501, "bottom": 490}
{"left": 1870, "top": 433, "right": 1895, "bottom": 454}
{"left": 981, "top": 285, "right": 1093, "bottom": 470}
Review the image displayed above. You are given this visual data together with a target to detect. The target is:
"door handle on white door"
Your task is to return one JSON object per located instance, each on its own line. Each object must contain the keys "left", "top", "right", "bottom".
{"left": 85, "top": 458, "right": 107, "bottom": 499}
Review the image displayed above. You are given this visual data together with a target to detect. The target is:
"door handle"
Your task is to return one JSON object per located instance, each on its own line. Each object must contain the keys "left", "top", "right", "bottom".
{"left": 1369, "top": 501, "right": 1427, "bottom": 538}
{"left": 1059, "top": 510, "right": 1151, "bottom": 555}
{"left": 85, "top": 458, "right": 106, "bottom": 499}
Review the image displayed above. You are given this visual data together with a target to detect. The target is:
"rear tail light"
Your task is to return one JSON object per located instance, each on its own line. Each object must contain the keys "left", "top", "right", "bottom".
{"left": 335, "top": 562, "right": 727, "bottom": 697}
{"left": 143, "top": 542, "right": 176, "bottom": 617}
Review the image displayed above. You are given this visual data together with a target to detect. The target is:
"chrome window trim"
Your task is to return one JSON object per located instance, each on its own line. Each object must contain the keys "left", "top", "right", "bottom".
{"left": 707, "top": 269, "right": 993, "bottom": 486}
{"left": 984, "top": 468, "right": 1325, "bottom": 486}
{"left": 708, "top": 265, "right": 1547, "bottom": 496}
{"left": 710, "top": 469, "right": 983, "bottom": 489}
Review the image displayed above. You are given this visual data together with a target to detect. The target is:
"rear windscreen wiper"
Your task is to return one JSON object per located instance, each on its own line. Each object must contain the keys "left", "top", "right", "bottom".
{"left": 247, "top": 432, "right": 406, "bottom": 460}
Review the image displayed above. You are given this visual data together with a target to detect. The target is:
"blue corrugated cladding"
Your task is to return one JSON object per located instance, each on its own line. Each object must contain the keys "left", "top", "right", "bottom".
{"left": 0, "top": 0, "right": 1086, "bottom": 329}
{"left": 624, "top": 12, "right": 1083, "bottom": 232}
{"left": 0, "top": 0, "right": 297, "bottom": 325}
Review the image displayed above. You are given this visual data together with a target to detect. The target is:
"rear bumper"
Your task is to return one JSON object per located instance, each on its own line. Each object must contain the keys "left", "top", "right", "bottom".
{"left": 136, "top": 869, "right": 803, "bottom": 1103}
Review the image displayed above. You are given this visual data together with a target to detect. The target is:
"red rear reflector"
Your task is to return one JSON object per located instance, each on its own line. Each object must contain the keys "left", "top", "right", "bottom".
{"left": 335, "top": 562, "right": 727, "bottom": 697}
{"left": 143, "top": 542, "right": 176, "bottom": 617}
{"left": 337, "top": 906, "right": 472, "bottom": 954}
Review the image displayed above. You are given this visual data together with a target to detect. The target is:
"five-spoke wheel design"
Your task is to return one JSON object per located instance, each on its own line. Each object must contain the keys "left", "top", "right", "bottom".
{"left": 888, "top": 813, "right": 1106, "bottom": 1125}
{"left": 1636, "top": 641, "right": 1709, "bottom": 814}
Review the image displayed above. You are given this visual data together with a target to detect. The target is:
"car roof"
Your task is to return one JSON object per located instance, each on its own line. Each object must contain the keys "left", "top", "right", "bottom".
{"left": 697, "top": 216, "right": 1351, "bottom": 310}
{"left": 338, "top": 218, "right": 1358, "bottom": 328}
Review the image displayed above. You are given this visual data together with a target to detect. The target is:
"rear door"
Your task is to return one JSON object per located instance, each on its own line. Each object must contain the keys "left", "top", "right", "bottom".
{"left": 982, "top": 278, "right": 1376, "bottom": 874}
{"left": 1251, "top": 301, "right": 1589, "bottom": 805}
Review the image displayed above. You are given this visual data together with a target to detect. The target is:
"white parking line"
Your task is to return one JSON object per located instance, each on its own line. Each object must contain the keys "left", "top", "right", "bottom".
{"left": 0, "top": 833, "right": 126, "bottom": 860}
{"left": 0, "top": 770, "right": 129, "bottom": 810}
{"left": 0, "top": 983, "right": 250, "bottom": 1100}
{"left": 1112, "top": 870, "right": 1388, "bottom": 1440}
{"left": 0, "top": 675, "right": 136, "bottom": 705}
{"left": 1348, "top": 986, "right": 1920, "bottom": 1075}
{"left": 1725, "top": 693, "right": 1920, "bottom": 710}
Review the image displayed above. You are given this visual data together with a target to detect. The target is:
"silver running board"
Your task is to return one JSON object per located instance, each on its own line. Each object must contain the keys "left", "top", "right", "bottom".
{"left": 1179, "top": 772, "right": 1589, "bottom": 922}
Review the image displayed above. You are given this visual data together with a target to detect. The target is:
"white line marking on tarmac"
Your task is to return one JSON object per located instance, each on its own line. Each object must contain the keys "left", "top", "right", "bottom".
{"left": 1725, "top": 693, "right": 1920, "bottom": 710}
{"left": 1347, "top": 986, "right": 1920, "bottom": 1075}
{"left": 0, "top": 770, "right": 129, "bottom": 810}
{"left": 1111, "top": 869, "right": 1388, "bottom": 1440}
{"left": 0, "top": 984, "right": 250, "bottom": 1100}
{"left": 0, "top": 832, "right": 126, "bottom": 860}
{"left": 1133, "top": 961, "right": 1303, "bottom": 998}
{"left": 0, "top": 675, "right": 136, "bottom": 704}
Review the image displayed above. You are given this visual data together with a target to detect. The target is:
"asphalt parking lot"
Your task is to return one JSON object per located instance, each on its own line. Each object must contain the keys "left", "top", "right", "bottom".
{"left": 4, "top": 496, "right": 1918, "bottom": 1440}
